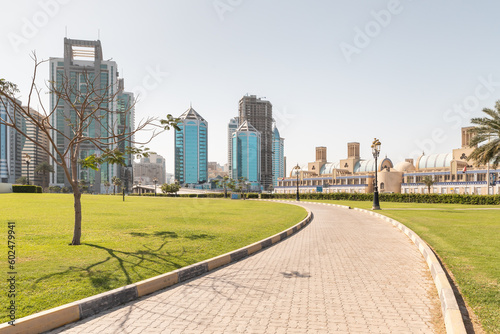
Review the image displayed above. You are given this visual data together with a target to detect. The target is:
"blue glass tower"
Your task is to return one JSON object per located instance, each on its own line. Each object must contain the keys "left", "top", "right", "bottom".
{"left": 272, "top": 125, "right": 285, "bottom": 187}
{"left": 175, "top": 107, "right": 208, "bottom": 185}
{"left": 232, "top": 121, "right": 261, "bottom": 188}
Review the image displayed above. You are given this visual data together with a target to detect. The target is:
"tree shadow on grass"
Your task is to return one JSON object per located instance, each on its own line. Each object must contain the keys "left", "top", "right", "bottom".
{"left": 33, "top": 231, "right": 191, "bottom": 290}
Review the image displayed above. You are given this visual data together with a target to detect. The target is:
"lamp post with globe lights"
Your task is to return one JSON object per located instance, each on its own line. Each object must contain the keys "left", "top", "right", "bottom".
{"left": 371, "top": 138, "right": 381, "bottom": 210}
{"left": 294, "top": 164, "right": 301, "bottom": 201}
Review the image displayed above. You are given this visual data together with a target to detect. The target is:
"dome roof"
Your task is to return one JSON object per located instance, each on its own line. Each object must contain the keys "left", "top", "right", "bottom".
{"left": 354, "top": 157, "right": 393, "bottom": 173}
{"left": 320, "top": 162, "right": 340, "bottom": 175}
{"left": 354, "top": 160, "right": 376, "bottom": 173}
{"left": 394, "top": 161, "right": 416, "bottom": 172}
{"left": 417, "top": 153, "right": 452, "bottom": 169}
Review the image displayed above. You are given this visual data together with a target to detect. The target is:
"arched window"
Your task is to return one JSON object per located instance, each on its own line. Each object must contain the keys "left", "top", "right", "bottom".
{"left": 380, "top": 182, "right": 385, "bottom": 190}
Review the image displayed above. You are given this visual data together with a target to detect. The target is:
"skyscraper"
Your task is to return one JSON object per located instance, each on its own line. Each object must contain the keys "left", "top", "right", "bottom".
{"left": 116, "top": 79, "right": 135, "bottom": 192}
{"left": 232, "top": 120, "right": 261, "bottom": 188}
{"left": 227, "top": 117, "right": 239, "bottom": 178}
{"left": 0, "top": 97, "right": 23, "bottom": 184}
{"left": 21, "top": 107, "right": 50, "bottom": 187}
{"left": 238, "top": 95, "right": 273, "bottom": 190}
{"left": 49, "top": 38, "right": 126, "bottom": 193}
{"left": 175, "top": 106, "right": 208, "bottom": 185}
{"left": 272, "top": 125, "right": 285, "bottom": 187}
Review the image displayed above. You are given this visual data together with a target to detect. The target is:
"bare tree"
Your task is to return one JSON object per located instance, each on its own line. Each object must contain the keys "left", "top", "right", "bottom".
{"left": 0, "top": 54, "right": 179, "bottom": 245}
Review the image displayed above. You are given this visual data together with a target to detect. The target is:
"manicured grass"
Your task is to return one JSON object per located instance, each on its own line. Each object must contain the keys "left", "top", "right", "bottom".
{"left": 308, "top": 199, "right": 500, "bottom": 333}
{"left": 0, "top": 194, "right": 307, "bottom": 323}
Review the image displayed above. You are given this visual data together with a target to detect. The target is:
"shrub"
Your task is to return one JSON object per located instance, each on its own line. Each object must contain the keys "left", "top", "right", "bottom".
{"left": 12, "top": 185, "right": 40, "bottom": 193}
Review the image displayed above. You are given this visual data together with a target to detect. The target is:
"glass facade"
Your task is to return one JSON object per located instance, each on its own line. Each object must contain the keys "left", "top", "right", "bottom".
{"left": 272, "top": 126, "right": 285, "bottom": 186}
{"left": 232, "top": 121, "right": 261, "bottom": 184}
{"left": 174, "top": 108, "right": 208, "bottom": 185}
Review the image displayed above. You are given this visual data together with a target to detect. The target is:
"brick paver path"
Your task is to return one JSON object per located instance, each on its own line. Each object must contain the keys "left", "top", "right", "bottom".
{"left": 51, "top": 203, "right": 439, "bottom": 333}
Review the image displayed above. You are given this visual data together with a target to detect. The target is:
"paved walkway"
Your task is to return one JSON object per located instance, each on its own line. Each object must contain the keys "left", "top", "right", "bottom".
{"left": 51, "top": 203, "right": 439, "bottom": 333}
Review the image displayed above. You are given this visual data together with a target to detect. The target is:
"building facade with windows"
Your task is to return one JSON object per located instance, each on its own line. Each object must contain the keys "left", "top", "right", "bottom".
{"left": 272, "top": 125, "right": 285, "bottom": 187}
{"left": 227, "top": 117, "right": 239, "bottom": 179}
{"left": 175, "top": 106, "right": 208, "bottom": 185}
{"left": 275, "top": 127, "right": 499, "bottom": 195}
{"left": 0, "top": 97, "right": 23, "bottom": 184}
{"left": 49, "top": 38, "right": 129, "bottom": 193}
{"left": 20, "top": 107, "right": 50, "bottom": 187}
{"left": 232, "top": 120, "right": 261, "bottom": 190}
{"left": 133, "top": 153, "right": 166, "bottom": 186}
{"left": 238, "top": 95, "right": 273, "bottom": 190}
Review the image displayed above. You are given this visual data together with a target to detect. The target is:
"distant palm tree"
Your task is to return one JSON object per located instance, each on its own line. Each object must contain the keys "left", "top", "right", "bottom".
{"left": 103, "top": 181, "right": 111, "bottom": 194}
{"left": 112, "top": 176, "right": 122, "bottom": 195}
{"left": 421, "top": 176, "right": 435, "bottom": 194}
{"left": 469, "top": 103, "right": 500, "bottom": 168}
{"left": 34, "top": 162, "right": 54, "bottom": 189}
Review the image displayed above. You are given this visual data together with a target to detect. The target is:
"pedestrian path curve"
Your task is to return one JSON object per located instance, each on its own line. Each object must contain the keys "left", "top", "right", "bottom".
{"left": 50, "top": 202, "right": 440, "bottom": 333}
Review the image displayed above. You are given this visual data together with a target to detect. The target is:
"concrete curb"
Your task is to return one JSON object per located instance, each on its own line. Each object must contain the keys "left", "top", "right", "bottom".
{"left": 0, "top": 204, "right": 312, "bottom": 334}
{"left": 272, "top": 200, "right": 465, "bottom": 334}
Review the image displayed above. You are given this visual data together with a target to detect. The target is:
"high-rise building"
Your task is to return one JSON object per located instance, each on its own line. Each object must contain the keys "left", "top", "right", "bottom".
{"left": 238, "top": 95, "right": 273, "bottom": 190}
{"left": 272, "top": 125, "right": 285, "bottom": 187}
{"left": 133, "top": 153, "right": 166, "bottom": 185}
{"left": 116, "top": 79, "right": 135, "bottom": 192}
{"left": 232, "top": 120, "right": 261, "bottom": 189}
{"left": 49, "top": 38, "right": 125, "bottom": 193}
{"left": 175, "top": 106, "right": 208, "bottom": 185}
{"left": 227, "top": 117, "right": 239, "bottom": 178}
{"left": 0, "top": 97, "right": 23, "bottom": 184}
{"left": 21, "top": 106, "right": 50, "bottom": 187}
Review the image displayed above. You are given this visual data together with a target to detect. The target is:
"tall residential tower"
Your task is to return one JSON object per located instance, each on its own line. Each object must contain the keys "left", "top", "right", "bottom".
{"left": 238, "top": 95, "right": 273, "bottom": 190}
{"left": 175, "top": 106, "right": 208, "bottom": 185}
{"left": 232, "top": 120, "right": 261, "bottom": 189}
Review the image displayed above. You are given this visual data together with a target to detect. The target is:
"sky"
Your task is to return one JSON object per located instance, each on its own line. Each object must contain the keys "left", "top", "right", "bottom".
{"left": 2, "top": 0, "right": 500, "bottom": 175}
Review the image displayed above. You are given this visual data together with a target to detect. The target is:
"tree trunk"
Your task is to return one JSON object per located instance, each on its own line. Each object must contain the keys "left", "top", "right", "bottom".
{"left": 71, "top": 189, "right": 82, "bottom": 245}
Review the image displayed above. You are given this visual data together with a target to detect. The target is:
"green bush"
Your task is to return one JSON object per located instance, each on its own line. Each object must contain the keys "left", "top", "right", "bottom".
{"left": 247, "top": 193, "right": 259, "bottom": 199}
{"left": 12, "top": 185, "right": 41, "bottom": 193}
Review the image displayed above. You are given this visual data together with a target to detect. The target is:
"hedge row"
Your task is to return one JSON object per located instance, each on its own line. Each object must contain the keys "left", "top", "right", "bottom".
{"left": 260, "top": 192, "right": 500, "bottom": 205}
{"left": 129, "top": 192, "right": 263, "bottom": 199}
{"left": 13, "top": 185, "right": 43, "bottom": 193}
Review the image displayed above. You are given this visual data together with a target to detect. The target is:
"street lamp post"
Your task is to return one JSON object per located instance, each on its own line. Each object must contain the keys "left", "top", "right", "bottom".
{"left": 371, "top": 138, "right": 381, "bottom": 210}
{"left": 24, "top": 154, "right": 31, "bottom": 185}
{"left": 294, "top": 164, "right": 301, "bottom": 201}
{"left": 153, "top": 178, "right": 158, "bottom": 197}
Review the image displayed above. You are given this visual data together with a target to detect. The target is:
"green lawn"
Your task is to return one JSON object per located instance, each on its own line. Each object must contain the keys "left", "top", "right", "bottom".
{"left": 0, "top": 194, "right": 307, "bottom": 323}
{"left": 308, "top": 199, "right": 500, "bottom": 333}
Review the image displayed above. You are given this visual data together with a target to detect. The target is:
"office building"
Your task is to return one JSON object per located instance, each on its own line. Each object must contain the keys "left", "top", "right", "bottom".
{"left": 20, "top": 106, "right": 50, "bottom": 187}
{"left": 227, "top": 117, "right": 239, "bottom": 178}
{"left": 232, "top": 120, "right": 261, "bottom": 190}
{"left": 133, "top": 153, "right": 166, "bottom": 185}
{"left": 49, "top": 38, "right": 127, "bottom": 193}
{"left": 116, "top": 79, "right": 135, "bottom": 192}
{"left": 238, "top": 95, "right": 273, "bottom": 190}
{"left": 0, "top": 97, "right": 23, "bottom": 183}
{"left": 272, "top": 125, "right": 285, "bottom": 187}
{"left": 175, "top": 106, "right": 208, "bottom": 185}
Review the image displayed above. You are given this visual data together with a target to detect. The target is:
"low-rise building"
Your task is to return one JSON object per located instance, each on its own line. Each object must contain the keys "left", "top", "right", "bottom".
{"left": 276, "top": 127, "right": 499, "bottom": 195}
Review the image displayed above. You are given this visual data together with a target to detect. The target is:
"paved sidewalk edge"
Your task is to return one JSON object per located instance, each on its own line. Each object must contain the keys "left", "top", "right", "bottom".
{"left": 0, "top": 204, "right": 312, "bottom": 334}
{"left": 271, "top": 200, "right": 466, "bottom": 334}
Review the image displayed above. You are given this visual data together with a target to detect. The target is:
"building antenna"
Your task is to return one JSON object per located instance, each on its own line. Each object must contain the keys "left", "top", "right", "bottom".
{"left": 98, "top": 29, "right": 100, "bottom": 40}
{"left": 65, "top": 26, "right": 67, "bottom": 38}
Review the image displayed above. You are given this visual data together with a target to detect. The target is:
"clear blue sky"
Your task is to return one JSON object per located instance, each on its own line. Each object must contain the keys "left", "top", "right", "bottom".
{"left": 2, "top": 0, "right": 500, "bottom": 174}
